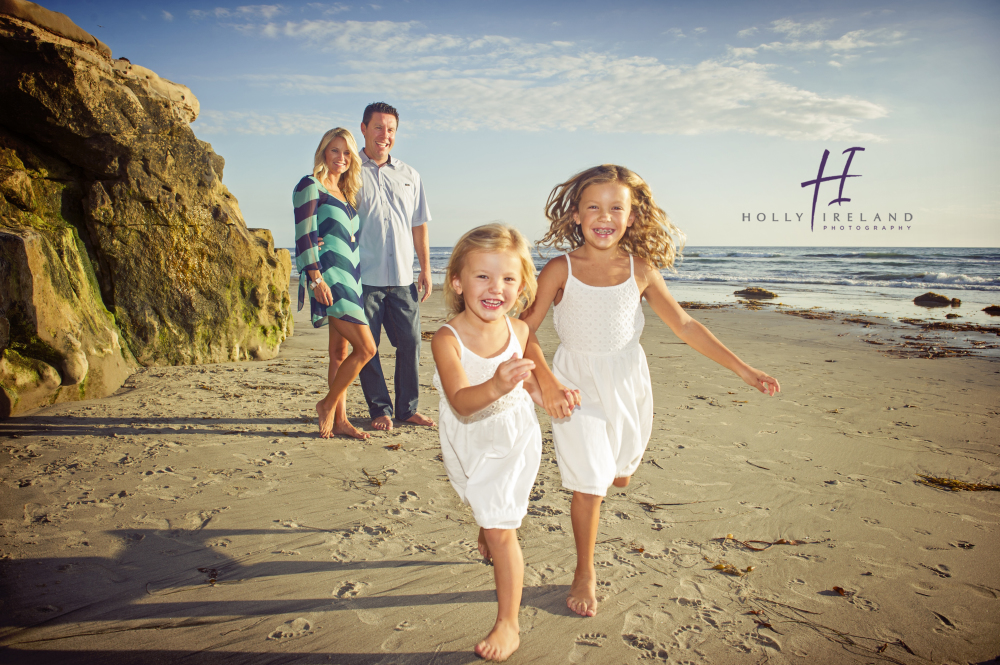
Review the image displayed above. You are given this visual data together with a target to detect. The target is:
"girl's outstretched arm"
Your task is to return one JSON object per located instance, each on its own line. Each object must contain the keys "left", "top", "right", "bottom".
{"left": 432, "top": 327, "right": 536, "bottom": 417}
{"left": 638, "top": 260, "right": 780, "bottom": 396}
{"left": 520, "top": 257, "right": 580, "bottom": 418}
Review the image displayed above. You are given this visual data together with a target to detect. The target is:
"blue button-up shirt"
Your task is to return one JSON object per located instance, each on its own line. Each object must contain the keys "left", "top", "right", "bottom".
{"left": 356, "top": 150, "right": 431, "bottom": 287}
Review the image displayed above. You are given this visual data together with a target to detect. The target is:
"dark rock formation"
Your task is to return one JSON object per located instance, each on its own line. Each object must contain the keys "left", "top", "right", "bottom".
{"left": 984, "top": 306, "right": 1000, "bottom": 316}
{"left": 0, "top": 2, "right": 292, "bottom": 417}
{"left": 734, "top": 287, "right": 778, "bottom": 300}
{"left": 913, "top": 292, "right": 960, "bottom": 308}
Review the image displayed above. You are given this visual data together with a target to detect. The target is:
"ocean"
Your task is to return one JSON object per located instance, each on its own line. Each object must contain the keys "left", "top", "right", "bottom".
{"left": 289, "top": 246, "right": 999, "bottom": 326}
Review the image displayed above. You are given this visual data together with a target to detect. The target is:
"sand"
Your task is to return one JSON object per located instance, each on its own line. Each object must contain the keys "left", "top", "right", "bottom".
{"left": 1, "top": 280, "right": 998, "bottom": 664}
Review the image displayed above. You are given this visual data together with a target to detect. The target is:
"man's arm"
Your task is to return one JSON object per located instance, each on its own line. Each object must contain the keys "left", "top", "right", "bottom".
{"left": 412, "top": 223, "right": 432, "bottom": 302}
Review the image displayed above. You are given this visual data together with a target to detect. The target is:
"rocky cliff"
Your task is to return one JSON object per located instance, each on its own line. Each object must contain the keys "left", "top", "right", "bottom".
{"left": 0, "top": 1, "right": 293, "bottom": 418}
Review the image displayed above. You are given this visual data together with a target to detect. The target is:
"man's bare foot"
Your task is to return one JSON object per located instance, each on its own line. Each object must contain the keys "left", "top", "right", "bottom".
{"left": 477, "top": 528, "right": 491, "bottom": 561}
{"left": 474, "top": 619, "right": 519, "bottom": 662}
{"left": 317, "top": 399, "right": 335, "bottom": 438}
{"left": 403, "top": 412, "right": 435, "bottom": 427}
{"left": 567, "top": 568, "right": 598, "bottom": 617}
{"left": 371, "top": 415, "right": 393, "bottom": 431}
{"left": 612, "top": 475, "right": 631, "bottom": 488}
{"left": 333, "top": 420, "right": 369, "bottom": 440}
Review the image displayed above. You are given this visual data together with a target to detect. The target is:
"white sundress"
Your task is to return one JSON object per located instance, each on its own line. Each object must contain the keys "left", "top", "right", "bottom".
{"left": 551, "top": 254, "right": 653, "bottom": 496}
{"left": 432, "top": 316, "right": 542, "bottom": 530}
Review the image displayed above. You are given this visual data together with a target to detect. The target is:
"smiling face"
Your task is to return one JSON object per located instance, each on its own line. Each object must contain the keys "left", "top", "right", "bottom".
{"left": 360, "top": 112, "right": 397, "bottom": 165}
{"left": 452, "top": 250, "right": 524, "bottom": 323}
{"left": 323, "top": 136, "right": 352, "bottom": 180}
{"left": 572, "top": 181, "right": 635, "bottom": 249}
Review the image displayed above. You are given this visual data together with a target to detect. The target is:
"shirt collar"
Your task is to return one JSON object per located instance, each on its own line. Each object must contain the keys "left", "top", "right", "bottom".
{"left": 361, "top": 148, "right": 394, "bottom": 168}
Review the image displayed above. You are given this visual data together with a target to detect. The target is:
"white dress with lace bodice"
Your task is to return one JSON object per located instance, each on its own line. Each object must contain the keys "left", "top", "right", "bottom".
{"left": 551, "top": 254, "right": 653, "bottom": 496}
{"left": 432, "top": 316, "right": 542, "bottom": 529}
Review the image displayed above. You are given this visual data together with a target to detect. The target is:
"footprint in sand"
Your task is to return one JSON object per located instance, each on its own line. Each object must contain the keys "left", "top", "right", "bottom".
{"left": 922, "top": 563, "right": 952, "bottom": 578}
{"left": 398, "top": 490, "right": 419, "bottom": 503}
{"left": 267, "top": 617, "right": 313, "bottom": 640}
{"left": 575, "top": 633, "right": 607, "bottom": 647}
{"left": 672, "top": 624, "right": 705, "bottom": 649}
{"left": 333, "top": 581, "right": 368, "bottom": 599}
{"left": 622, "top": 633, "right": 669, "bottom": 661}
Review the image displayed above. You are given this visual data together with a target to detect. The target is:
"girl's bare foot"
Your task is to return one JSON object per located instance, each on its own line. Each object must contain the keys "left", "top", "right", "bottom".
{"left": 371, "top": 415, "right": 393, "bottom": 431}
{"left": 474, "top": 618, "right": 519, "bottom": 662}
{"left": 404, "top": 412, "right": 435, "bottom": 426}
{"left": 477, "top": 528, "right": 491, "bottom": 561}
{"left": 612, "top": 475, "right": 631, "bottom": 488}
{"left": 567, "top": 567, "right": 598, "bottom": 617}
{"left": 316, "top": 400, "right": 336, "bottom": 438}
{"left": 333, "top": 420, "right": 369, "bottom": 440}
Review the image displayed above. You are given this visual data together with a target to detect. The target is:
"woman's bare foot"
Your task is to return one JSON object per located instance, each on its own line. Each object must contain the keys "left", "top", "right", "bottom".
{"left": 567, "top": 567, "right": 598, "bottom": 617}
{"left": 404, "top": 412, "right": 435, "bottom": 427}
{"left": 371, "top": 415, "right": 393, "bottom": 431}
{"left": 317, "top": 399, "right": 336, "bottom": 438}
{"left": 478, "top": 528, "right": 492, "bottom": 561}
{"left": 612, "top": 475, "right": 631, "bottom": 488}
{"left": 474, "top": 618, "right": 519, "bottom": 662}
{"left": 333, "top": 420, "right": 369, "bottom": 440}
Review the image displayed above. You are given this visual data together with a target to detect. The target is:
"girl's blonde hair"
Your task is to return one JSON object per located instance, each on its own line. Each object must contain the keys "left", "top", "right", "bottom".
{"left": 538, "top": 164, "right": 686, "bottom": 270}
{"left": 444, "top": 223, "right": 538, "bottom": 317}
{"left": 312, "top": 128, "right": 362, "bottom": 207}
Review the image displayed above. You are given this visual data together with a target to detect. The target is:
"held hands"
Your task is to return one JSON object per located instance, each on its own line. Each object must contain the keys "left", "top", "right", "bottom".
{"left": 538, "top": 375, "right": 582, "bottom": 419}
{"left": 490, "top": 354, "right": 535, "bottom": 398}
{"left": 739, "top": 366, "right": 781, "bottom": 396}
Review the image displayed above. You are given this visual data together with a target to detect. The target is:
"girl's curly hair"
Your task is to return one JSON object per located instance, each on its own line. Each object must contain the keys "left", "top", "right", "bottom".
{"left": 444, "top": 223, "right": 538, "bottom": 317}
{"left": 537, "top": 164, "right": 685, "bottom": 270}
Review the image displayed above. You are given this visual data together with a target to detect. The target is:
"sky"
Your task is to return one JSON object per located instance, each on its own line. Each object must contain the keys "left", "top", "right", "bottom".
{"left": 40, "top": 0, "right": 1000, "bottom": 248}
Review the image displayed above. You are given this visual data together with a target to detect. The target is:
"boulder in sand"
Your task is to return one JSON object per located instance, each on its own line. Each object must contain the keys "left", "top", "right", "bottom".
{"left": 914, "top": 292, "right": 960, "bottom": 308}
{"left": 0, "top": 1, "right": 292, "bottom": 417}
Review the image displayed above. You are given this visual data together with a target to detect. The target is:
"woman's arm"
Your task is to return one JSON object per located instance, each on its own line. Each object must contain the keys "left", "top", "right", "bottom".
{"left": 639, "top": 260, "right": 780, "bottom": 395}
{"left": 293, "top": 178, "right": 333, "bottom": 306}
{"left": 519, "top": 257, "right": 580, "bottom": 417}
{"left": 432, "top": 327, "right": 536, "bottom": 417}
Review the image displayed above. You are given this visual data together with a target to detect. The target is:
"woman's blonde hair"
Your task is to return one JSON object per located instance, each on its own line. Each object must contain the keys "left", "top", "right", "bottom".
{"left": 312, "top": 128, "right": 362, "bottom": 207}
{"left": 538, "top": 164, "right": 685, "bottom": 270}
{"left": 444, "top": 223, "right": 538, "bottom": 317}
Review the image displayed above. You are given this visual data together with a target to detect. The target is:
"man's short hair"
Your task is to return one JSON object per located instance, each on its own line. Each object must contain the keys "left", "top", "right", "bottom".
{"left": 363, "top": 102, "right": 399, "bottom": 126}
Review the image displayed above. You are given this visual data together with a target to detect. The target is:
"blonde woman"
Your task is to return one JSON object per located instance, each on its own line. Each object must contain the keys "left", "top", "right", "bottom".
{"left": 293, "top": 128, "right": 377, "bottom": 439}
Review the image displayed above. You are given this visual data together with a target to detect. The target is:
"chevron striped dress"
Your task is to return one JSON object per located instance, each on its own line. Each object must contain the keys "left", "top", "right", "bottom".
{"left": 293, "top": 175, "right": 366, "bottom": 327}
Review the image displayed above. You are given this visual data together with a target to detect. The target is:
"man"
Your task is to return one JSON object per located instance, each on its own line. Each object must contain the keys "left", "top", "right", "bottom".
{"left": 355, "top": 102, "right": 435, "bottom": 431}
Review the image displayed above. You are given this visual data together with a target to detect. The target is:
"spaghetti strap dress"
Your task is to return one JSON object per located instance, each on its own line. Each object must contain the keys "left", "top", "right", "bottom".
{"left": 293, "top": 175, "right": 366, "bottom": 327}
{"left": 551, "top": 254, "right": 653, "bottom": 496}
{"left": 432, "top": 317, "right": 543, "bottom": 530}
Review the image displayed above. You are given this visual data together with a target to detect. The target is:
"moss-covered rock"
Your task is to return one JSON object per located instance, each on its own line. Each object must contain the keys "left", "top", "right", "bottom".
{"left": 0, "top": 2, "right": 292, "bottom": 416}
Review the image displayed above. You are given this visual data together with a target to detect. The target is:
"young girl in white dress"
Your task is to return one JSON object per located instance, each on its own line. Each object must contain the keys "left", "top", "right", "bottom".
{"left": 521, "top": 165, "right": 781, "bottom": 619}
{"left": 432, "top": 223, "right": 576, "bottom": 662}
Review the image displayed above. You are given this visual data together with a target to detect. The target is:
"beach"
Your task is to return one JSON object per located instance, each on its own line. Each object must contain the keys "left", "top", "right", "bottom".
{"left": 1, "top": 281, "right": 998, "bottom": 664}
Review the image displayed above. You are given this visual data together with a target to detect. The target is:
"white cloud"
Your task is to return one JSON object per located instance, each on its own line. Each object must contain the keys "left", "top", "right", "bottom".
{"left": 737, "top": 27, "right": 757, "bottom": 38}
{"left": 770, "top": 18, "right": 833, "bottom": 38}
{"left": 692, "top": 27, "right": 707, "bottom": 35}
{"left": 191, "top": 5, "right": 285, "bottom": 20}
{"left": 664, "top": 27, "right": 685, "bottom": 38}
{"left": 213, "top": 19, "right": 889, "bottom": 141}
{"left": 162, "top": 10, "right": 173, "bottom": 21}
{"left": 305, "top": 2, "right": 350, "bottom": 14}
{"left": 829, "top": 60, "right": 842, "bottom": 68}
{"left": 727, "top": 26, "right": 908, "bottom": 63}
{"left": 192, "top": 110, "right": 350, "bottom": 135}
